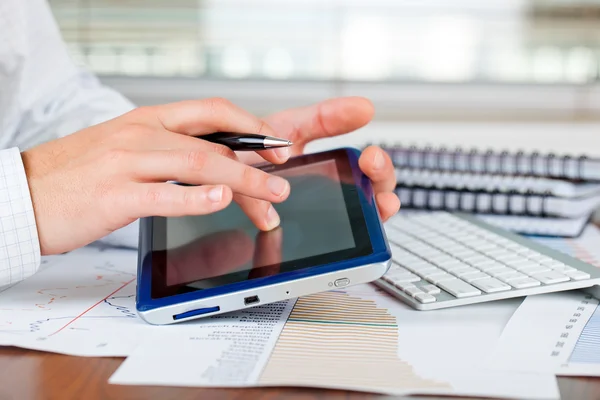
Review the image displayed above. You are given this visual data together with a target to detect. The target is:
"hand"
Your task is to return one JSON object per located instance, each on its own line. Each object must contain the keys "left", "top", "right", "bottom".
{"left": 21, "top": 99, "right": 293, "bottom": 255}
{"left": 239, "top": 97, "right": 400, "bottom": 222}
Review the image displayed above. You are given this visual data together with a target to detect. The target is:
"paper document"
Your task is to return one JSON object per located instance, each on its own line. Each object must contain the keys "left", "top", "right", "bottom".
{"left": 487, "top": 291, "right": 600, "bottom": 376}
{"left": 111, "top": 284, "right": 558, "bottom": 399}
{"left": 0, "top": 246, "right": 144, "bottom": 356}
{"left": 487, "top": 224, "right": 600, "bottom": 376}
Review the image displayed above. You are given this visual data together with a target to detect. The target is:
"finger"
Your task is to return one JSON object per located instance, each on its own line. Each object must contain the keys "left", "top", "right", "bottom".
{"left": 264, "top": 96, "right": 375, "bottom": 155}
{"left": 149, "top": 131, "right": 239, "bottom": 159}
{"left": 358, "top": 146, "right": 396, "bottom": 193}
{"left": 149, "top": 98, "right": 289, "bottom": 164}
{"left": 249, "top": 227, "right": 283, "bottom": 279}
{"left": 128, "top": 150, "right": 291, "bottom": 203}
{"left": 233, "top": 194, "right": 280, "bottom": 232}
{"left": 376, "top": 192, "right": 401, "bottom": 222}
{"left": 146, "top": 139, "right": 282, "bottom": 232}
{"left": 127, "top": 183, "right": 233, "bottom": 218}
{"left": 166, "top": 230, "right": 254, "bottom": 286}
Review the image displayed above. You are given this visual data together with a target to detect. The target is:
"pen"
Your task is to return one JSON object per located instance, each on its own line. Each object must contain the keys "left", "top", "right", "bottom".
{"left": 199, "top": 132, "right": 293, "bottom": 151}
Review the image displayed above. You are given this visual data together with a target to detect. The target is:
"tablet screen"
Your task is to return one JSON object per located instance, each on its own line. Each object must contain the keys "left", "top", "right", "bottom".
{"left": 150, "top": 150, "right": 372, "bottom": 298}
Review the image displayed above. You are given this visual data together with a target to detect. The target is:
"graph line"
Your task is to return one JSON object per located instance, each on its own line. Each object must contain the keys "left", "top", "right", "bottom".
{"left": 49, "top": 278, "right": 135, "bottom": 337}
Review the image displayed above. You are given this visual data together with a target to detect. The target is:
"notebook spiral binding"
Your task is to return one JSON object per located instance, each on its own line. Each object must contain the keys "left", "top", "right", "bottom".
{"left": 394, "top": 168, "right": 581, "bottom": 197}
{"left": 395, "top": 186, "right": 554, "bottom": 217}
{"left": 376, "top": 143, "right": 589, "bottom": 181}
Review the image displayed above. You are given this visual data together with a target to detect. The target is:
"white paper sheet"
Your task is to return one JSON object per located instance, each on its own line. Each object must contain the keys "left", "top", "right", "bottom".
{"left": 486, "top": 291, "right": 600, "bottom": 376}
{"left": 0, "top": 246, "right": 145, "bottom": 356}
{"left": 110, "top": 284, "right": 559, "bottom": 399}
{"left": 486, "top": 224, "right": 600, "bottom": 376}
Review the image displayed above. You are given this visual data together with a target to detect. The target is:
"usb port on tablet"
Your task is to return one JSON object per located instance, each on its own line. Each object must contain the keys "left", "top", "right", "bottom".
{"left": 244, "top": 295, "right": 259, "bottom": 305}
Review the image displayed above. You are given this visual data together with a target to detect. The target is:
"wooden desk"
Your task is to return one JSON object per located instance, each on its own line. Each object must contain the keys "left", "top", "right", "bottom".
{"left": 0, "top": 346, "right": 599, "bottom": 400}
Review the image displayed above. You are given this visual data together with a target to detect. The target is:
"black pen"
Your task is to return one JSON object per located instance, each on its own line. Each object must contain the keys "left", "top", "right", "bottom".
{"left": 199, "top": 132, "right": 293, "bottom": 151}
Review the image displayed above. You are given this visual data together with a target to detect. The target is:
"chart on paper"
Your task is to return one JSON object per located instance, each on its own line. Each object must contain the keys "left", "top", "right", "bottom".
{"left": 487, "top": 291, "right": 600, "bottom": 375}
{"left": 259, "top": 289, "right": 448, "bottom": 391}
{"left": 0, "top": 246, "right": 144, "bottom": 356}
{"left": 488, "top": 224, "right": 600, "bottom": 376}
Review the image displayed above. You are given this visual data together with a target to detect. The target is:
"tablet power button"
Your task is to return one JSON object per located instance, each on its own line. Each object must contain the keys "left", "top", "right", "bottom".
{"left": 334, "top": 278, "right": 350, "bottom": 287}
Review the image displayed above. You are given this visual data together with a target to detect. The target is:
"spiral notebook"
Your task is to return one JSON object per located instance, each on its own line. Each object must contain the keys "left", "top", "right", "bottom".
{"left": 395, "top": 186, "right": 600, "bottom": 218}
{"left": 380, "top": 144, "right": 600, "bottom": 181}
{"left": 396, "top": 168, "right": 600, "bottom": 198}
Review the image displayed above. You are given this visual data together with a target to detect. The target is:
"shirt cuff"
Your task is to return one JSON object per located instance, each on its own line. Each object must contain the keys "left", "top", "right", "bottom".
{"left": 0, "top": 147, "right": 41, "bottom": 286}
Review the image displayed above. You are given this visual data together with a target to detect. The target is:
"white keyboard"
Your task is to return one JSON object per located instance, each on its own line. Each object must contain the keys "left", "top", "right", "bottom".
{"left": 377, "top": 211, "right": 600, "bottom": 310}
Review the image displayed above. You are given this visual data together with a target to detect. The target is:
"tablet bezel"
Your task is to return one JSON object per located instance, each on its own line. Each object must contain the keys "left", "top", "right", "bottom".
{"left": 136, "top": 147, "right": 390, "bottom": 312}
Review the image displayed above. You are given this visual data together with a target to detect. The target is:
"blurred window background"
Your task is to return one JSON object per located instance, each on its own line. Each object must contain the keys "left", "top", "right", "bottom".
{"left": 49, "top": 0, "right": 600, "bottom": 120}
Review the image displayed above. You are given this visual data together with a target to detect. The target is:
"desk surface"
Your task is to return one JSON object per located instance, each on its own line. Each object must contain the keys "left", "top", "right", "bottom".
{"left": 1, "top": 346, "right": 600, "bottom": 399}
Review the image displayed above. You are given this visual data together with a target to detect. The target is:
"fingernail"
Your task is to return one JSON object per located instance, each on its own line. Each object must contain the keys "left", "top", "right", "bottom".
{"left": 373, "top": 150, "right": 385, "bottom": 170}
{"left": 267, "top": 176, "right": 289, "bottom": 197}
{"left": 275, "top": 146, "right": 290, "bottom": 161}
{"left": 207, "top": 186, "right": 223, "bottom": 202}
{"left": 266, "top": 205, "right": 280, "bottom": 230}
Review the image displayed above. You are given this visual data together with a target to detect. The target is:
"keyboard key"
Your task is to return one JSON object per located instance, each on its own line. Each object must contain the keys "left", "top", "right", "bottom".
{"left": 494, "top": 254, "right": 524, "bottom": 264}
{"left": 421, "top": 284, "right": 441, "bottom": 295}
{"left": 551, "top": 265, "right": 577, "bottom": 273}
{"left": 504, "top": 259, "right": 535, "bottom": 269}
{"left": 427, "top": 254, "right": 458, "bottom": 265}
{"left": 566, "top": 270, "right": 591, "bottom": 281}
{"left": 421, "top": 268, "right": 445, "bottom": 277}
{"left": 462, "top": 272, "right": 491, "bottom": 283}
{"left": 415, "top": 293, "right": 437, "bottom": 304}
{"left": 454, "top": 250, "right": 479, "bottom": 259}
{"left": 394, "top": 283, "right": 416, "bottom": 292}
{"left": 471, "top": 278, "right": 511, "bottom": 293}
{"left": 478, "top": 262, "right": 507, "bottom": 272}
{"left": 404, "top": 261, "right": 437, "bottom": 272}
{"left": 386, "top": 270, "right": 416, "bottom": 279}
{"left": 529, "top": 254, "right": 552, "bottom": 262}
{"left": 541, "top": 260, "right": 568, "bottom": 268}
{"left": 438, "top": 279, "right": 482, "bottom": 298}
{"left": 531, "top": 271, "right": 570, "bottom": 285}
{"left": 487, "top": 267, "right": 514, "bottom": 277}
{"left": 426, "top": 273, "right": 456, "bottom": 285}
{"left": 517, "top": 265, "right": 550, "bottom": 275}
{"left": 456, "top": 269, "right": 485, "bottom": 279}
{"left": 453, "top": 266, "right": 480, "bottom": 276}
{"left": 470, "top": 258, "right": 497, "bottom": 267}
{"left": 444, "top": 262, "right": 473, "bottom": 272}
{"left": 405, "top": 287, "right": 424, "bottom": 297}
{"left": 390, "top": 275, "right": 421, "bottom": 283}
{"left": 485, "top": 249, "right": 513, "bottom": 258}
{"left": 497, "top": 272, "right": 528, "bottom": 282}
{"left": 508, "top": 277, "right": 541, "bottom": 289}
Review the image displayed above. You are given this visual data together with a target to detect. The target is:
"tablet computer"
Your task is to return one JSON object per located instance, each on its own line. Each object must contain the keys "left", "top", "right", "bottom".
{"left": 136, "top": 147, "right": 392, "bottom": 324}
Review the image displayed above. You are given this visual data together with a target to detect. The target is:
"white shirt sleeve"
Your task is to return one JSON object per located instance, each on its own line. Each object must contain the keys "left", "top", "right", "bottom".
{"left": 0, "top": 0, "right": 139, "bottom": 283}
{"left": 0, "top": 148, "right": 41, "bottom": 287}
